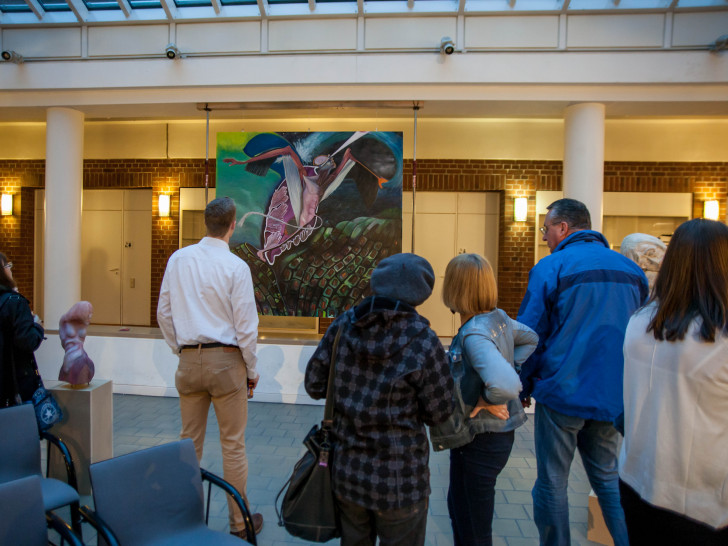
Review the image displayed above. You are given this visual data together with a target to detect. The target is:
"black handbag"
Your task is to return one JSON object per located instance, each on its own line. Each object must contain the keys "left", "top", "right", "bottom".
{"left": 275, "top": 327, "right": 342, "bottom": 542}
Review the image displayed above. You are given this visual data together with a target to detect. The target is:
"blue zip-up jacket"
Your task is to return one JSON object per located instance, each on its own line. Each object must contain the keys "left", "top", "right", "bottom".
{"left": 517, "top": 230, "right": 649, "bottom": 422}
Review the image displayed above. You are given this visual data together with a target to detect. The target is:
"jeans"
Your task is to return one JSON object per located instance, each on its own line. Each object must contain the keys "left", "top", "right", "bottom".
{"left": 176, "top": 346, "right": 249, "bottom": 533}
{"left": 447, "top": 430, "right": 515, "bottom": 546}
{"left": 620, "top": 480, "right": 728, "bottom": 546}
{"left": 337, "top": 497, "right": 428, "bottom": 546}
{"left": 532, "top": 403, "right": 628, "bottom": 546}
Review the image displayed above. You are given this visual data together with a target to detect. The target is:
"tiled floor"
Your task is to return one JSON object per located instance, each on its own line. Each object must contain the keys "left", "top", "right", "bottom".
{"left": 60, "top": 394, "right": 607, "bottom": 546}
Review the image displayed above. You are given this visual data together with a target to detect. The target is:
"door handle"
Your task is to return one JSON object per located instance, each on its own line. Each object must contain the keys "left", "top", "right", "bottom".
{"left": 109, "top": 268, "right": 120, "bottom": 273}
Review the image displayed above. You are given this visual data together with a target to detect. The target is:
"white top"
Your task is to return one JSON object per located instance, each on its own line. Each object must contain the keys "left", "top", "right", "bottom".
{"left": 619, "top": 304, "right": 728, "bottom": 529}
{"left": 157, "top": 237, "right": 259, "bottom": 380}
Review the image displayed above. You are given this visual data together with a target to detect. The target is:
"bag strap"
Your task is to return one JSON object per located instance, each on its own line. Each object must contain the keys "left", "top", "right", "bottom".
{"left": 322, "top": 326, "right": 343, "bottom": 429}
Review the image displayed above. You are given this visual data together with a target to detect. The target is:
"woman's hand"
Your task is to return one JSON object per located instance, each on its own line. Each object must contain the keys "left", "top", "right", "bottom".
{"left": 469, "top": 397, "right": 509, "bottom": 420}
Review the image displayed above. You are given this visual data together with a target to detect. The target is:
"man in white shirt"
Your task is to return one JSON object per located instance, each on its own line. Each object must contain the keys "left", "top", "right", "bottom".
{"left": 157, "top": 196, "right": 262, "bottom": 540}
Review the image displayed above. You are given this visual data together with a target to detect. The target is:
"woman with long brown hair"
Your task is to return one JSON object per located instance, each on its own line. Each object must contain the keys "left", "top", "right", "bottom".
{"left": 619, "top": 218, "right": 728, "bottom": 545}
{"left": 0, "top": 252, "right": 45, "bottom": 409}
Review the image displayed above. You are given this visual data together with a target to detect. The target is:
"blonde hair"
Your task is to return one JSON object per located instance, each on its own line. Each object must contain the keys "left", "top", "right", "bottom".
{"left": 442, "top": 253, "right": 497, "bottom": 315}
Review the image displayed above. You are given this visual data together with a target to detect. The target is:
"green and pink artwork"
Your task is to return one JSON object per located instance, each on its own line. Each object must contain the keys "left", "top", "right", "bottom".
{"left": 217, "top": 131, "right": 403, "bottom": 317}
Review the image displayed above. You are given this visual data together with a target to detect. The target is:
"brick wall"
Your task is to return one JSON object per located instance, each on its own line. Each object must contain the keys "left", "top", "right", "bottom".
{"left": 405, "top": 159, "right": 727, "bottom": 316}
{"left": 2, "top": 159, "right": 726, "bottom": 323}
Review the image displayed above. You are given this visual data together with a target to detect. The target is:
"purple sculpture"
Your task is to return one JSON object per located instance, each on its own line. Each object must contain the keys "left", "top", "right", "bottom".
{"left": 58, "top": 301, "right": 95, "bottom": 386}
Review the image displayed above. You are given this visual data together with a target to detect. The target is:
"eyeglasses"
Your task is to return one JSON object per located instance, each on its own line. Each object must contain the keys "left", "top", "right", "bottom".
{"left": 539, "top": 222, "right": 562, "bottom": 236}
{"left": 3, "top": 262, "right": 12, "bottom": 270}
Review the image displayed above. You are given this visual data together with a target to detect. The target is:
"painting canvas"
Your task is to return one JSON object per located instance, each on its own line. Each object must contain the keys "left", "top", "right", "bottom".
{"left": 217, "top": 131, "right": 403, "bottom": 317}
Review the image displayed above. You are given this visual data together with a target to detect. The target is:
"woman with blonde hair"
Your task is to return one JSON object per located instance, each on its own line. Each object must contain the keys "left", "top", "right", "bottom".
{"left": 619, "top": 218, "right": 728, "bottom": 545}
{"left": 431, "top": 253, "right": 537, "bottom": 546}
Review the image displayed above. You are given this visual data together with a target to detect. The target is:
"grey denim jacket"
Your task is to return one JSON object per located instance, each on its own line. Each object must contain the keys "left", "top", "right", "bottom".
{"left": 430, "top": 309, "right": 538, "bottom": 451}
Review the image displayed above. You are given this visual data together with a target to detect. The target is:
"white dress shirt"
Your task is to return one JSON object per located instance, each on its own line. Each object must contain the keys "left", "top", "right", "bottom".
{"left": 157, "top": 237, "right": 259, "bottom": 379}
{"left": 619, "top": 304, "right": 728, "bottom": 529}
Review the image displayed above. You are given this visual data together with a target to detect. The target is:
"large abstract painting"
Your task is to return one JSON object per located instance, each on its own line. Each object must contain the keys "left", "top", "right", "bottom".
{"left": 217, "top": 131, "right": 403, "bottom": 317}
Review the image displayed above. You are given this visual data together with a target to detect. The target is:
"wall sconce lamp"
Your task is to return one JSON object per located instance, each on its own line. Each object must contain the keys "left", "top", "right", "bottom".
{"left": 158, "top": 194, "right": 171, "bottom": 217}
{"left": 1, "top": 193, "right": 13, "bottom": 216}
{"left": 1, "top": 50, "right": 24, "bottom": 64}
{"left": 703, "top": 200, "right": 719, "bottom": 220}
{"left": 514, "top": 197, "right": 528, "bottom": 222}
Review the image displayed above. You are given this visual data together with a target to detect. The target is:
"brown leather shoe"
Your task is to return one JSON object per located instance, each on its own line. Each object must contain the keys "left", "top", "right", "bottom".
{"left": 230, "top": 513, "right": 263, "bottom": 540}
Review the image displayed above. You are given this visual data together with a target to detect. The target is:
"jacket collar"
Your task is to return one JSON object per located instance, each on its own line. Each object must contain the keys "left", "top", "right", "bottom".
{"left": 554, "top": 229, "right": 610, "bottom": 253}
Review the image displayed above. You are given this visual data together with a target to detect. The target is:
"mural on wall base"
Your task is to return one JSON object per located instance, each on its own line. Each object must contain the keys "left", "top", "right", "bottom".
{"left": 217, "top": 131, "right": 403, "bottom": 317}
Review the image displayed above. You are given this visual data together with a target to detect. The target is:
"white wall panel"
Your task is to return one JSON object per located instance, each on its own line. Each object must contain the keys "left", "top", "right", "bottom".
{"left": 176, "top": 22, "right": 260, "bottom": 53}
{"left": 672, "top": 12, "right": 728, "bottom": 47}
{"left": 0, "top": 123, "right": 45, "bottom": 159}
{"left": 85, "top": 122, "right": 168, "bottom": 159}
{"left": 465, "top": 16, "right": 559, "bottom": 49}
{"left": 605, "top": 120, "right": 728, "bottom": 162}
{"left": 269, "top": 19, "right": 357, "bottom": 51}
{"left": 1, "top": 27, "right": 81, "bottom": 58}
{"left": 365, "top": 17, "right": 456, "bottom": 49}
{"left": 567, "top": 14, "right": 664, "bottom": 49}
{"left": 88, "top": 25, "right": 169, "bottom": 57}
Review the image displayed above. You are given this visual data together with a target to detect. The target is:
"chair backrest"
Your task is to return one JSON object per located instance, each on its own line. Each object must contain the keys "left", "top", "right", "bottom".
{"left": 0, "top": 405, "right": 42, "bottom": 483}
{"left": 0, "top": 475, "right": 49, "bottom": 546}
{"left": 89, "top": 439, "right": 206, "bottom": 544}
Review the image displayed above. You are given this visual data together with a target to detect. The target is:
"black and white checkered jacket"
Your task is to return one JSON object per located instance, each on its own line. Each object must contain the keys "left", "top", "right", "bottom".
{"left": 305, "top": 296, "right": 454, "bottom": 511}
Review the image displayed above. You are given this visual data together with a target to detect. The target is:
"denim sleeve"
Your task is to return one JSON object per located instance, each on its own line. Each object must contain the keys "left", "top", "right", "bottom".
{"left": 509, "top": 317, "right": 539, "bottom": 371}
{"left": 463, "top": 332, "right": 522, "bottom": 405}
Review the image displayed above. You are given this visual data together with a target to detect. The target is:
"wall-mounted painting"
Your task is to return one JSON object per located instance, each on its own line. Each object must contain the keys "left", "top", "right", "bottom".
{"left": 217, "top": 131, "right": 403, "bottom": 317}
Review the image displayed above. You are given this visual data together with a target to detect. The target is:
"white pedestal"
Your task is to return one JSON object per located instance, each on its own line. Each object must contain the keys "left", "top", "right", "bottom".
{"left": 48, "top": 379, "right": 113, "bottom": 495}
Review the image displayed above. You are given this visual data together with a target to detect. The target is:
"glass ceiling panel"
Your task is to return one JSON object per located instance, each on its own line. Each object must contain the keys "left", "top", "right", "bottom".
{"left": 37, "top": 0, "right": 71, "bottom": 10}
{"left": 128, "top": 0, "right": 162, "bottom": 7}
{"left": 267, "top": 0, "right": 308, "bottom": 4}
{"left": 219, "top": 0, "right": 257, "bottom": 4}
{"left": 83, "top": 0, "right": 122, "bottom": 9}
{"left": 174, "top": 0, "right": 212, "bottom": 6}
{"left": 0, "top": 0, "right": 31, "bottom": 11}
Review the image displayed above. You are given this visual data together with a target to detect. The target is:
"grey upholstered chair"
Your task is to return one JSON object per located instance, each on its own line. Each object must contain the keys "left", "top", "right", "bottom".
{"left": 0, "top": 404, "right": 82, "bottom": 535}
{"left": 0, "top": 474, "right": 83, "bottom": 546}
{"left": 88, "top": 438, "right": 257, "bottom": 545}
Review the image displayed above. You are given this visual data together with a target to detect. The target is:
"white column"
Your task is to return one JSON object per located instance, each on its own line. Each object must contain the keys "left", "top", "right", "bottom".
{"left": 44, "top": 108, "right": 84, "bottom": 328}
{"left": 563, "top": 103, "right": 605, "bottom": 232}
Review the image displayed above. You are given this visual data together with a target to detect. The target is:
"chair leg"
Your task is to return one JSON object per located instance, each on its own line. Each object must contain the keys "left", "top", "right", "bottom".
{"left": 70, "top": 501, "right": 83, "bottom": 537}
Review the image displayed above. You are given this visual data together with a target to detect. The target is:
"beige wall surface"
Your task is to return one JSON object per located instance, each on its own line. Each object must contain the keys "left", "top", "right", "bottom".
{"left": 3, "top": 118, "right": 728, "bottom": 162}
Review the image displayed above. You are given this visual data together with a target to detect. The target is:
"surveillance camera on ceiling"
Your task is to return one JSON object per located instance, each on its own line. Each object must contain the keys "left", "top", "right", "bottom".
{"left": 709, "top": 34, "right": 728, "bottom": 53}
{"left": 440, "top": 37, "right": 455, "bottom": 55}
{"left": 1, "top": 50, "right": 24, "bottom": 64}
{"left": 165, "top": 44, "right": 181, "bottom": 60}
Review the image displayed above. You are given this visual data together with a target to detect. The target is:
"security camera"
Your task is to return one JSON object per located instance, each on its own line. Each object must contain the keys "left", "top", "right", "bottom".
{"left": 1, "top": 50, "right": 24, "bottom": 64}
{"left": 440, "top": 37, "right": 455, "bottom": 55}
{"left": 709, "top": 34, "right": 728, "bottom": 53}
{"left": 165, "top": 44, "right": 180, "bottom": 60}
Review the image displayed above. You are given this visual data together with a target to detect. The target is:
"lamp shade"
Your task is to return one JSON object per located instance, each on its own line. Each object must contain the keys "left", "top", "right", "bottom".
{"left": 703, "top": 200, "right": 719, "bottom": 221}
{"left": 158, "top": 194, "right": 171, "bottom": 217}
{"left": 1, "top": 193, "right": 12, "bottom": 216}
{"left": 514, "top": 197, "right": 528, "bottom": 222}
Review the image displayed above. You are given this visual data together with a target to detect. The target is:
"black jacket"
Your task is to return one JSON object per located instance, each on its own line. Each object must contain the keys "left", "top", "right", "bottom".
{"left": 0, "top": 287, "right": 45, "bottom": 407}
{"left": 305, "top": 296, "right": 454, "bottom": 510}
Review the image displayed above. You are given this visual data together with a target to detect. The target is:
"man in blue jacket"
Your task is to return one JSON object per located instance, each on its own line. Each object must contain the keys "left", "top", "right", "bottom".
{"left": 517, "top": 198, "right": 648, "bottom": 546}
